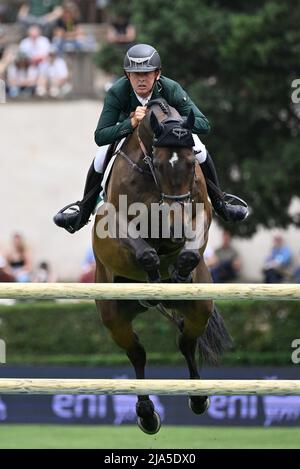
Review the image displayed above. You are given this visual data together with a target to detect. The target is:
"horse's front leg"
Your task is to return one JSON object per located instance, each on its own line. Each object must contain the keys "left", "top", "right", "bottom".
{"left": 120, "top": 235, "right": 161, "bottom": 282}
{"left": 96, "top": 297, "right": 161, "bottom": 434}
{"left": 169, "top": 204, "right": 208, "bottom": 282}
{"left": 170, "top": 248, "right": 201, "bottom": 283}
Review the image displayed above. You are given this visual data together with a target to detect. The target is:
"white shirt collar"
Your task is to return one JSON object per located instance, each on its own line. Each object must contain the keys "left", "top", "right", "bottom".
{"left": 134, "top": 91, "right": 152, "bottom": 106}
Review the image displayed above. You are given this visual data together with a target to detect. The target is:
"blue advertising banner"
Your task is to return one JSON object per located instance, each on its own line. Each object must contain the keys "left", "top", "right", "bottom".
{"left": 0, "top": 366, "right": 299, "bottom": 426}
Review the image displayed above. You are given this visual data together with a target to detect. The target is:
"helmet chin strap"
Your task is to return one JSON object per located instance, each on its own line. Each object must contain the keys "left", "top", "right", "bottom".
{"left": 149, "top": 71, "right": 160, "bottom": 96}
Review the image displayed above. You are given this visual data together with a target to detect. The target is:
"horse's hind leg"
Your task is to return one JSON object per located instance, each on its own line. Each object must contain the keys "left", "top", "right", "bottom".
{"left": 177, "top": 299, "right": 212, "bottom": 414}
{"left": 96, "top": 296, "right": 161, "bottom": 435}
{"left": 175, "top": 259, "right": 214, "bottom": 415}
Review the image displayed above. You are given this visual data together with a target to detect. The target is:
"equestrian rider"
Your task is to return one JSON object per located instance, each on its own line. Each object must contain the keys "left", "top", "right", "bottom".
{"left": 54, "top": 44, "right": 249, "bottom": 233}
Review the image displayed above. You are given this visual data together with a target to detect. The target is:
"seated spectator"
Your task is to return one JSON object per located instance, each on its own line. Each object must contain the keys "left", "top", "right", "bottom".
{"left": 19, "top": 25, "right": 51, "bottom": 66}
{"left": 18, "top": 1, "right": 63, "bottom": 37}
{"left": 0, "top": 47, "right": 13, "bottom": 85}
{"left": 102, "top": 13, "right": 136, "bottom": 91}
{"left": 0, "top": 34, "right": 18, "bottom": 81}
{"left": 36, "top": 46, "right": 70, "bottom": 97}
{"left": 210, "top": 231, "right": 241, "bottom": 283}
{"left": 0, "top": 254, "right": 15, "bottom": 282}
{"left": 96, "top": 0, "right": 110, "bottom": 23}
{"left": 293, "top": 255, "right": 300, "bottom": 283}
{"left": 6, "top": 51, "right": 38, "bottom": 98}
{"left": 204, "top": 244, "right": 218, "bottom": 270}
{"left": 262, "top": 234, "right": 292, "bottom": 283}
{"left": 107, "top": 14, "right": 136, "bottom": 51}
{"left": 32, "top": 261, "right": 56, "bottom": 282}
{"left": 0, "top": 23, "right": 5, "bottom": 56}
{"left": 79, "top": 246, "right": 96, "bottom": 283}
{"left": 6, "top": 233, "right": 32, "bottom": 283}
{"left": 52, "top": 1, "right": 96, "bottom": 53}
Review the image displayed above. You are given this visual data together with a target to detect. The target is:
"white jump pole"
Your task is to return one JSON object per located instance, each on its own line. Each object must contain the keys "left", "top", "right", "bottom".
{"left": 0, "top": 379, "right": 299, "bottom": 395}
{"left": 0, "top": 283, "right": 299, "bottom": 301}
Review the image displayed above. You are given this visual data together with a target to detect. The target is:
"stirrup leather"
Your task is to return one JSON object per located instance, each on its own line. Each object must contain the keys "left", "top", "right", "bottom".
{"left": 206, "top": 178, "right": 248, "bottom": 209}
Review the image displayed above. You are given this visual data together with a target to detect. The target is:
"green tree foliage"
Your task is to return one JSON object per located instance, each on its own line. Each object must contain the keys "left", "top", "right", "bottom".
{"left": 0, "top": 300, "right": 299, "bottom": 365}
{"left": 96, "top": 0, "right": 300, "bottom": 237}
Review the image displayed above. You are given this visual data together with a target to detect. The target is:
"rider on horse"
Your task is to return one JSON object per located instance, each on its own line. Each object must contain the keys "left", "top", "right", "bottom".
{"left": 54, "top": 44, "right": 249, "bottom": 233}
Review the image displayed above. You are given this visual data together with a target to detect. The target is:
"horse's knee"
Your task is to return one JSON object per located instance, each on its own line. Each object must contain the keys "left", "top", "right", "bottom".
{"left": 136, "top": 247, "right": 160, "bottom": 272}
{"left": 177, "top": 249, "right": 200, "bottom": 274}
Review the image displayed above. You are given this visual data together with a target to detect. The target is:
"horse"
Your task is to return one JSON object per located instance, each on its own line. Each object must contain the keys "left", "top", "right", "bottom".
{"left": 92, "top": 98, "right": 231, "bottom": 434}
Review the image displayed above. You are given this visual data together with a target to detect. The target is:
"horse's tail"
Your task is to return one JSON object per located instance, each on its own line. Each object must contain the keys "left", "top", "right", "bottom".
{"left": 197, "top": 306, "right": 232, "bottom": 367}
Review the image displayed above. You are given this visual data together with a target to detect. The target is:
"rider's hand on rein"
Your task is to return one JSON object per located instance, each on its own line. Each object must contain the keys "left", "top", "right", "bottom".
{"left": 131, "top": 106, "right": 147, "bottom": 128}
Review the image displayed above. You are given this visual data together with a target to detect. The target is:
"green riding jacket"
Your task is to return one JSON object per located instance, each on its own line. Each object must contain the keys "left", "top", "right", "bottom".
{"left": 94, "top": 76, "right": 210, "bottom": 147}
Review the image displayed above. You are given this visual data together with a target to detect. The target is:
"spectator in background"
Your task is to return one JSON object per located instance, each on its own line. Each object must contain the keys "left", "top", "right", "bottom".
{"left": 79, "top": 246, "right": 96, "bottom": 283}
{"left": 6, "top": 51, "right": 38, "bottom": 97}
{"left": 204, "top": 244, "right": 218, "bottom": 271}
{"left": 0, "top": 252, "right": 15, "bottom": 282}
{"left": 0, "top": 45, "right": 17, "bottom": 81}
{"left": 0, "top": 4, "right": 7, "bottom": 23}
{"left": 6, "top": 233, "right": 32, "bottom": 283}
{"left": 19, "top": 25, "right": 51, "bottom": 66}
{"left": 293, "top": 253, "right": 300, "bottom": 283}
{"left": 18, "top": 1, "right": 63, "bottom": 37}
{"left": 36, "top": 45, "right": 70, "bottom": 97}
{"left": 52, "top": 1, "right": 96, "bottom": 53}
{"left": 262, "top": 234, "right": 292, "bottom": 283}
{"left": 0, "top": 22, "right": 5, "bottom": 56}
{"left": 32, "top": 261, "right": 56, "bottom": 282}
{"left": 210, "top": 231, "right": 241, "bottom": 283}
{"left": 107, "top": 14, "right": 136, "bottom": 51}
{"left": 103, "top": 13, "right": 136, "bottom": 91}
{"left": 0, "top": 24, "right": 19, "bottom": 81}
{"left": 96, "top": 0, "right": 110, "bottom": 23}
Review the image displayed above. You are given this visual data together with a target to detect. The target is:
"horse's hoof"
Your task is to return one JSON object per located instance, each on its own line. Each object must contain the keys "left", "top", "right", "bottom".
{"left": 137, "top": 411, "right": 161, "bottom": 435}
{"left": 188, "top": 396, "right": 210, "bottom": 415}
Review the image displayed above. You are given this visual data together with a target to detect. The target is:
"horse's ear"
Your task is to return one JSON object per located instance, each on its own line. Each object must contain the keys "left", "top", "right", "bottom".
{"left": 183, "top": 109, "right": 195, "bottom": 130}
{"left": 150, "top": 111, "right": 164, "bottom": 137}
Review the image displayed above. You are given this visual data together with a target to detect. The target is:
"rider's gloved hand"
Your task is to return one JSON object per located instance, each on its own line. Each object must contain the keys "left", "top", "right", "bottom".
{"left": 131, "top": 106, "right": 147, "bottom": 128}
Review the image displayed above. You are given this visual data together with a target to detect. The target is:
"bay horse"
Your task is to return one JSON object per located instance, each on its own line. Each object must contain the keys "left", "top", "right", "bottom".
{"left": 93, "top": 99, "right": 230, "bottom": 434}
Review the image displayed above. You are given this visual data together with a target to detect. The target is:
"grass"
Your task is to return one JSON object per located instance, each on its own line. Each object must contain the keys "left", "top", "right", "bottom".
{"left": 0, "top": 425, "right": 299, "bottom": 449}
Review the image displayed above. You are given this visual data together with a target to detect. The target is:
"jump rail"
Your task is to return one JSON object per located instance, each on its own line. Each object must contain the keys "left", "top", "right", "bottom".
{"left": 0, "top": 283, "right": 300, "bottom": 301}
{"left": 0, "top": 379, "right": 299, "bottom": 395}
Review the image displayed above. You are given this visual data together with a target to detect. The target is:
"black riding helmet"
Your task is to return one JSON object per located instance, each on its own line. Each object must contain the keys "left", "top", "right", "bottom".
{"left": 124, "top": 44, "right": 161, "bottom": 73}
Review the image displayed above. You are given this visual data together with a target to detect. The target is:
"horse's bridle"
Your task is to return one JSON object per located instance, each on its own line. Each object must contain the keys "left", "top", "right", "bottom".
{"left": 117, "top": 125, "right": 194, "bottom": 204}
{"left": 139, "top": 129, "right": 194, "bottom": 203}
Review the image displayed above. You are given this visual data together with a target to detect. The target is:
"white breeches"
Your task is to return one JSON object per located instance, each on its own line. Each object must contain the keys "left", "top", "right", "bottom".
{"left": 93, "top": 134, "right": 207, "bottom": 174}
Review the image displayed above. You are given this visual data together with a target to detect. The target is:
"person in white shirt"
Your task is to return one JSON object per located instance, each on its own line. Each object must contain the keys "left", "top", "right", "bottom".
{"left": 36, "top": 46, "right": 69, "bottom": 97}
{"left": 7, "top": 52, "right": 39, "bottom": 97}
{"left": 19, "top": 25, "right": 51, "bottom": 65}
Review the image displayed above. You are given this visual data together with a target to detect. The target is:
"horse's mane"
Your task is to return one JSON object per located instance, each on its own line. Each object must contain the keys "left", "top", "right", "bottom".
{"left": 146, "top": 99, "right": 172, "bottom": 118}
{"left": 146, "top": 98, "right": 181, "bottom": 122}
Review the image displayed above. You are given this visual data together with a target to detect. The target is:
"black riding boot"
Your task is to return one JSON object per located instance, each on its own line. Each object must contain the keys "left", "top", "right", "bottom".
{"left": 53, "top": 161, "right": 103, "bottom": 234}
{"left": 200, "top": 153, "right": 249, "bottom": 223}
